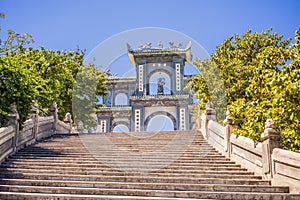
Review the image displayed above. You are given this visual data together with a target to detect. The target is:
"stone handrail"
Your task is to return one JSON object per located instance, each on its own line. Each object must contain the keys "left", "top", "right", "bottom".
{"left": 198, "top": 107, "right": 300, "bottom": 193}
{"left": 36, "top": 116, "right": 55, "bottom": 140}
{"left": 0, "top": 126, "right": 15, "bottom": 163}
{"left": 17, "top": 119, "right": 35, "bottom": 148}
{"left": 272, "top": 148, "right": 300, "bottom": 192}
{"left": 0, "top": 102, "right": 72, "bottom": 164}
{"left": 56, "top": 119, "right": 72, "bottom": 134}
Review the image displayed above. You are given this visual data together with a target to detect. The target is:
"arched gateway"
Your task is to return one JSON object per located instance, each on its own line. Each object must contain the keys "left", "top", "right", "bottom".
{"left": 97, "top": 41, "right": 195, "bottom": 132}
{"left": 144, "top": 111, "right": 177, "bottom": 131}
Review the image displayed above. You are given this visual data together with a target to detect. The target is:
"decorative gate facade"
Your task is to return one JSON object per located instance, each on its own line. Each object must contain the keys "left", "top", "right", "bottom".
{"left": 97, "top": 42, "right": 195, "bottom": 132}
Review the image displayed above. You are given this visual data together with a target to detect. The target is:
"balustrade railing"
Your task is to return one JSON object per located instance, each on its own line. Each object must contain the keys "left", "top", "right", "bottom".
{"left": 198, "top": 101, "right": 300, "bottom": 193}
{"left": 0, "top": 101, "right": 72, "bottom": 164}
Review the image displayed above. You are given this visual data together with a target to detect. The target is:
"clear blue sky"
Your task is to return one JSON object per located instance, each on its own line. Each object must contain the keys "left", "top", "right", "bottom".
{"left": 1, "top": 0, "right": 299, "bottom": 56}
{"left": 1, "top": 0, "right": 299, "bottom": 131}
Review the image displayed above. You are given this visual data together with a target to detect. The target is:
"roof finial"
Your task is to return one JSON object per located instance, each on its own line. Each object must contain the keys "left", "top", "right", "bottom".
{"left": 177, "top": 42, "right": 182, "bottom": 49}
{"left": 185, "top": 41, "right": 192, "bottom": 49}
{"left": 169, "top": 41, "right": 176, "bottom": 49}
{"left": 126, "top": 43, "right": 132, "bottom": 51}
{"left": 157, "top": 41, "right": 163, "bottom": 49}
{"left": 145, "top": 42, "right": 152, "bottom": 49}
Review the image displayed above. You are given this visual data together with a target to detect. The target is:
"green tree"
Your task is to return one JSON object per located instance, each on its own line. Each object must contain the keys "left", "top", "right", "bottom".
{"left": 186, "top": 59, "right": 226, "bottom": 122}
{"left": 0, "top": 56, "right": 39, "bottom": 127}
{"left": 72, "top": 64, "right": 106, "bottom": 129}
{"left": 2, "top": 45, "right": 87, "bottom": 119}
{"left": 1, "top": 20, "right": 107, "bottom": 127}
{"left": 0, "top": 27, "right": 39, "bottom": 127}
{"left": 191, "top": 28, "right": 300, "bottom": 152}
{"left": 19, "top": 47, "right": 85, "bottom": 119}
{"left": 269, "top": 29, "right": 300, "bottom": 151}
{"left": 212, "top": 28, "right": 290, "bottom": 104}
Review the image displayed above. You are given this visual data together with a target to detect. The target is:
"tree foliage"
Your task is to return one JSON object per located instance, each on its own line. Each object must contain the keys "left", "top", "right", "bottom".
{"left": 72, "top": 64, "right": 106, "bottom": 129}
{"left": 0, "top": 29, "right": 34, "bottom": 55}
{"left": 0, "top": 56, "right": 38, "bottom": 126}
{"left": 0, "top": 27, "right": 107, "bottom": 128}
{"left": 190, "top": 28, "right": 300, "bottom": 152}
{"left": 185, "top": 59, "right": 226, "bottom": 122}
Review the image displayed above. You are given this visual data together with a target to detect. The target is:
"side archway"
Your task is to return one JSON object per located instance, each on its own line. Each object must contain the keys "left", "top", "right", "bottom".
{"left": 111, "top": 121, "right": 130, "bottom": 132}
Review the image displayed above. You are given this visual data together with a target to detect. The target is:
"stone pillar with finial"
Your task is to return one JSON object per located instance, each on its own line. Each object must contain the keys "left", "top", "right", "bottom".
{"left": 205, "top": 101, "right": 216, "bottom": 121}
{"left": 76, "top": 121, "right": 84, "bottom": 133}
{"left": 30, "top": 101, "right": 39, "bottom": 139}
{"left": 63, "top": 112, "right": 73, "bottom": 133}
{"left": 8, "top": 103, "right": 19, "bottom": 151}
{"left": 223, "top": 110, "right": 233, "bottom": 158}
{"left": 204, "top": 101, "right": 216, "bottom": 139}
{"left": 261, "top": 118, "right": 281, "bottom": 180}
{"left": 48, "top": 101, "right": 58, "bottom": 132}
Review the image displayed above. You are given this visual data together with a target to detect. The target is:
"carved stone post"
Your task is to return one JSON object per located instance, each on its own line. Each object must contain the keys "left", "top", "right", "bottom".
{"left": 76, "top": 121, "right": 84, "bottom": 133}
{"left": 223, "top": 110, "right": 233, "bottom": 158}
{"left": 48, "top": 101, "right": 58, "bottom": 132}
{"left": 63, "top": 112, "right": 73, "bottom": 133}
{"left": 8, "top": 103, "right": 19, "bottom": 151}
{"left": 204, "top": 101, "right": 216, "bottom": 139}
{"left": 205, "top": 101, "right": 216, "bottom": 121}
{"left": 30, "top": 102, "right": 39, "bottom": 139}
{"left": 261, "top": 118, "right": 281, "bottom": 180}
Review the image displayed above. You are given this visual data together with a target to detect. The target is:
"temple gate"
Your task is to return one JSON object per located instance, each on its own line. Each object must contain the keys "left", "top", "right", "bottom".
{"left": 97, "top": 42, "right": 195, "bottom": 132}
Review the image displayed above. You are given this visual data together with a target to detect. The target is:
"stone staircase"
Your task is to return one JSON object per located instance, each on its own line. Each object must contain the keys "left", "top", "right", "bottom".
{"left": 0, "top": 130, "right": 299, "bottom": 199}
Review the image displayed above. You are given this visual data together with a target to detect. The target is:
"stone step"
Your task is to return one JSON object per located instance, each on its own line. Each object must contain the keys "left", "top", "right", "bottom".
{"left": 32, "top": 140, "right": 206, "bottom": 145}
{"left": 12, "top": 153, "right": 222, "bottom": 158}
{"left": 1, "top": 185, "right": 298, "bottom": 200}
{"left": 17, "top": 146, "right": 216, "bottom": 151}
{"left": 0, "top": 165, "right": 249, "bottom": 173}
{"left": 0, "top": 179, "right": 286, "bottom": 193}
{"left": 17, "top": 150, "right": 214, "bottom": 154}
{"left": 10, "top": 154, "right": 225, "bottom": 160}
{"left": 3, "top": 161, "right": 243, "bottom": 169}
{"left": 16, "top": 147, "right": 220, "bottom": 155}
{"left": 1, "top": 191, "right": 299, "bottom": 200}
{"left": 29, "top": 139, "right": 209, "bottom": 143}
{"left": 15, "top": 143, "right": 205, "bottom": 147}
{"left": 15, "top": 150, "right": 216, "bottom": 154}
{"left": 0, "top": 173, "right": 268, "bottom": 185}
{"left": 12, "top": 150, "right": 224, "bottom": 155}
{"left": 13, "top": 152, "right": 219, "bottom": 156}
{"left": 32, "top": 141, "right": 206, "bottom": 145}
{"left": 10, "top": 155, "right": 230, "bottom": 161}
{"left": 31, "top": 138, "right": 206, "bottom": 142}
{"left": 15, "top": 148, "right": 219, "bottom": 152}
{"left": 0, "top": 168, "right": 257, "bottom": 178}
{"left": 79, "top": 143, "right": 204, "bottom": 147}
{"left": 31, "top": 141, "right": 208, "bottom": 145}
{"left": 3, "top": 163, "right": 242, "bottom": 171}
{"left": 0, "top": 131, "right": 296, "bottom": 199}
{"left": 6, "top": 158, "right": 237, "bottom": 165}
{"left": 0, "top": 192, "right": 191, "bottom": 200}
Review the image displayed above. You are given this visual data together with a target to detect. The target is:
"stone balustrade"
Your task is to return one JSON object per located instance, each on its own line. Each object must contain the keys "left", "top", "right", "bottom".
{"left": 198, "top": 105, "right": 300, "bottom": 193}
{"left": 0, "top": 102, "right": 72, "bottom": 164}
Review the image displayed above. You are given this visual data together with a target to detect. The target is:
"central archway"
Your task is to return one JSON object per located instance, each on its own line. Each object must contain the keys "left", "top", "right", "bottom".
{"left": 144, "top": 111, "right": 176, "bottom": 131}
